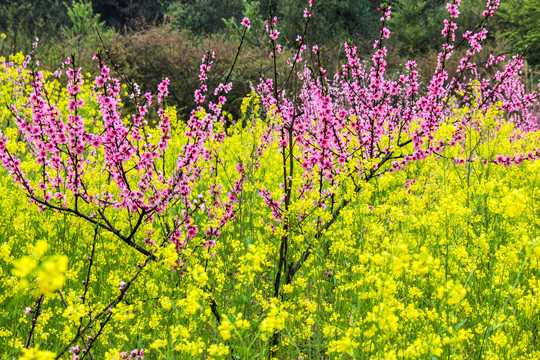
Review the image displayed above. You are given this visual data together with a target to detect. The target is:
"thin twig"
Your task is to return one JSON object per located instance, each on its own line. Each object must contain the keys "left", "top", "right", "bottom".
{"left": 25, "top": 295, "right": 44, "bottom": 349}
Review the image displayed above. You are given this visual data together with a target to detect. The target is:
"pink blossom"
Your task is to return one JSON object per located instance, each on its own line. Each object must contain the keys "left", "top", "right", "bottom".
{"left": 446, "top": 3, "right": 460, "bottom": 18}
{"left": 269, "top": 29, "right": 280, "bottom": 41}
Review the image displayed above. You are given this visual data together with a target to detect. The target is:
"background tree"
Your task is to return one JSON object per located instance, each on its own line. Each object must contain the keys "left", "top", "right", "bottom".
{"left": 497, "top": 0, "right": 540, "bottom": 69}
{"left": 92, "top": 0, "right": 164, "bottom": 29}
{"left": 388, "top": 0, "right": 446, "bottom": 58}
{"left": 163, "top": 0, "right": 244, "bottom": 34}
{"left": 62, "top": 1, "right": 105, "bottom": 42}
{"left": 0, "top": 0, "right": 68, "bottom": 58}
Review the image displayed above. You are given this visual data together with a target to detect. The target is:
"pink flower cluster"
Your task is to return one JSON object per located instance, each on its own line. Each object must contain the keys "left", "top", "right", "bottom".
{"left": 0, "top": 48, "right": 245, "bottom": 264}
{"left": 250, "top": 2, "right": 540, "bottom": 226}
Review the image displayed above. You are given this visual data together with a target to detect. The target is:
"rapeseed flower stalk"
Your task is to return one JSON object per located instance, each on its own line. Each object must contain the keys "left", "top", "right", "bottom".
{"left": 19, "top": 345, "right": 55, "bottom": 360}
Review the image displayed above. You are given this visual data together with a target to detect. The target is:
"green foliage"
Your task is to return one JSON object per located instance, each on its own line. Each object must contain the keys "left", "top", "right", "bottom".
{"left": 0, "top": 0, "right": 67, "bottom": 56}
{"left": 92, "top": 0, "right": 164, "bottom": 30}
{"left": 62, "top": 0, "right": 105, "bottom": 41}
{"left": 165, "top": 0, "right": 244, "bottom": 34}
{"left": 388, "top": 0, "right": 446, "bottom": 57}
{"left": 497, "top": 0, "right": 540, "bottom": 68}
{"left": 223, "top": 0, "right": 266, "bottom": 43}
{"left": 277, "top": 0, "right": 381, "bottom": 46}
